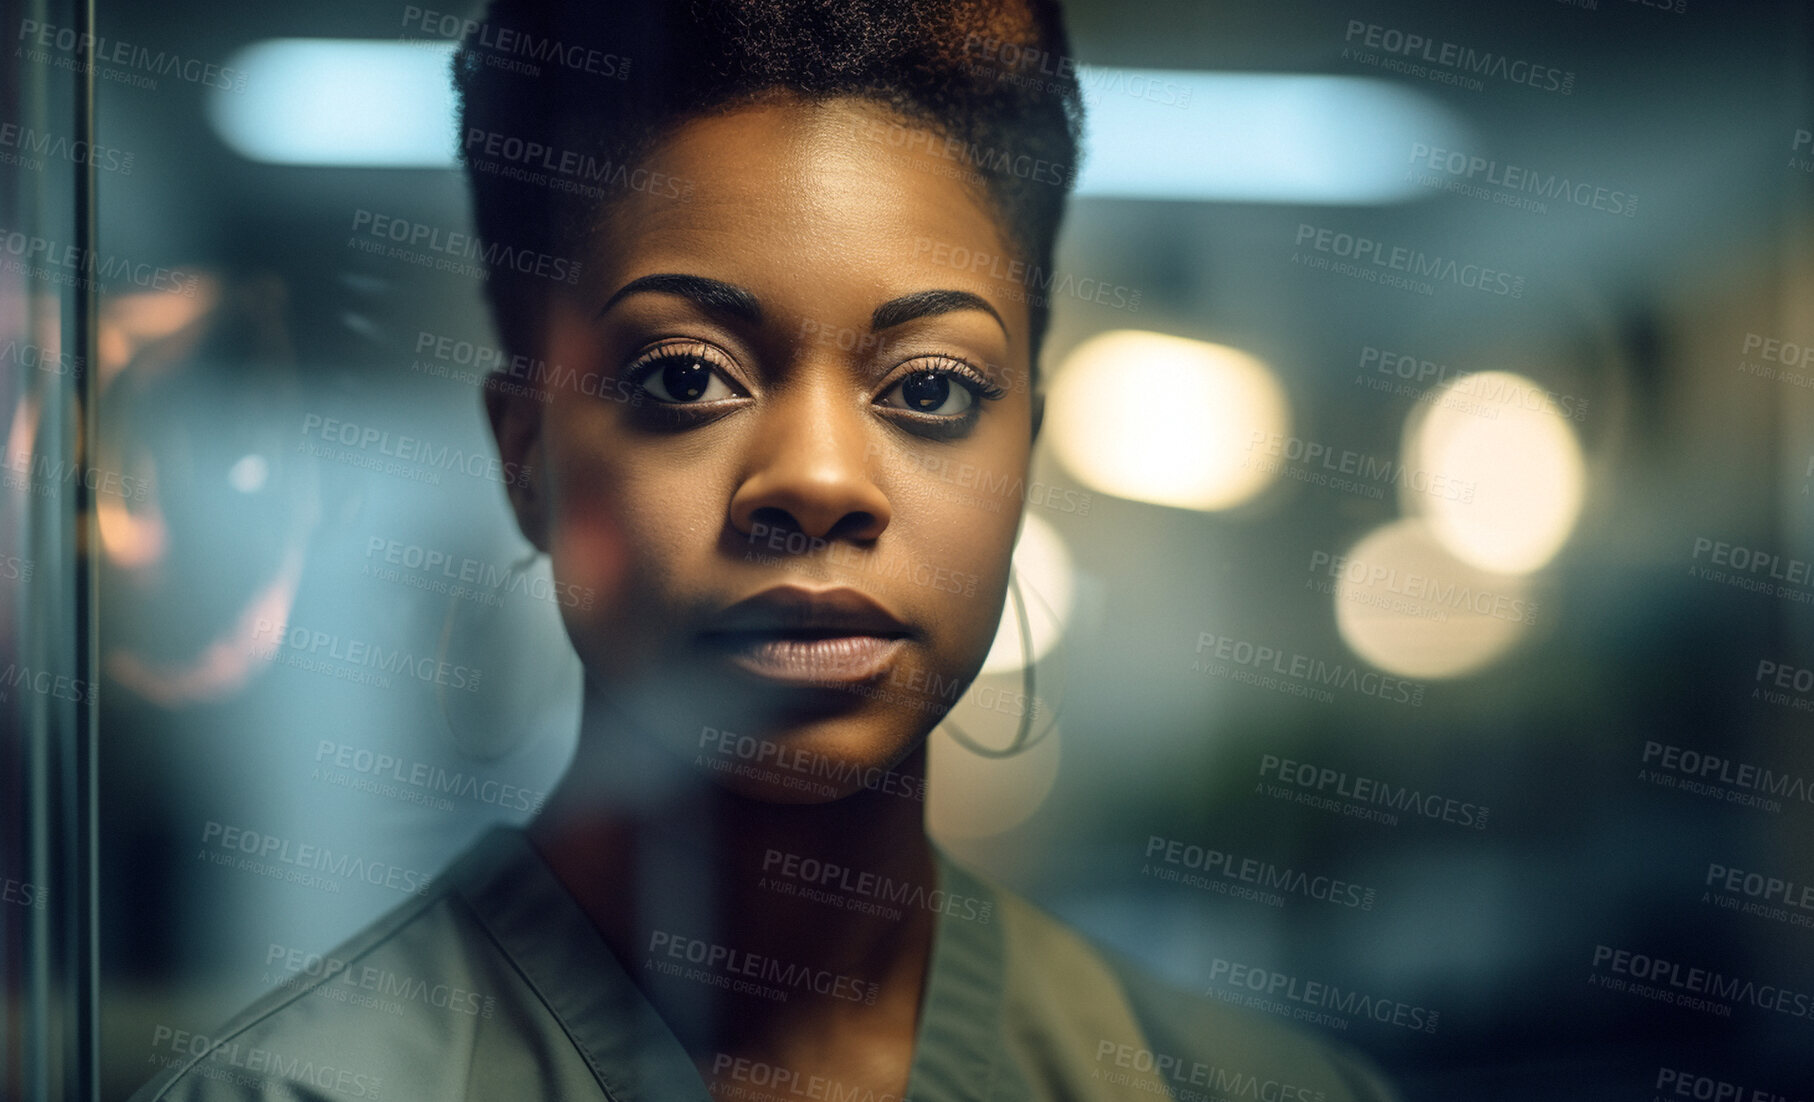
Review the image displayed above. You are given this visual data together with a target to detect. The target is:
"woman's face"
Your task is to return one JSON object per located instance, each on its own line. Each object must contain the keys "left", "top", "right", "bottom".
{"left": 492, "top": 96, "right": 1039, "bottom": 802}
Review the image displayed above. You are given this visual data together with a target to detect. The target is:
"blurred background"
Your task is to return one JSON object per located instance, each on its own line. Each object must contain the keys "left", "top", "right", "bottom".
{"left": 6, "top": 0, "right": 1814, "bottom": 1098}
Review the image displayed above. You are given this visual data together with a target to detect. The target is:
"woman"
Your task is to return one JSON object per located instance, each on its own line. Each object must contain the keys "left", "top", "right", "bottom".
{"left": 135, "top": 1, "right": 1397, "bottom": 1098}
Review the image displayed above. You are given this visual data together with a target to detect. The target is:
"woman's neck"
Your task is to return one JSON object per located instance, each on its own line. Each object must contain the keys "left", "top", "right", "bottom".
{"left": 524, "top": 690, "right": 940, "bottom": 1077}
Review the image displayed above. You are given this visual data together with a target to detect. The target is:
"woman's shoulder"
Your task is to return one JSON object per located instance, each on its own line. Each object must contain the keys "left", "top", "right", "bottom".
{"left": 947, "top": 856, "right": 1400, "bottom": 1102}
{"left": 128, "top": 829, "right": 606, "bottom": 1101}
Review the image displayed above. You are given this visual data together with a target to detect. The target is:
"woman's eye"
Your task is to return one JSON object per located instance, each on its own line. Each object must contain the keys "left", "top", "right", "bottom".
{"left": 631, "top": 348, "right": 739, "bottom": 404}
{"left": 879, "top": 370, "right": 977, "bottom": 417}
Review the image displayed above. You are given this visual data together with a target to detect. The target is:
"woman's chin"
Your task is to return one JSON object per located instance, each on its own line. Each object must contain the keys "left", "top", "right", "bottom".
{"left": 685, "top": 710, "right": 930, "bottom": 807}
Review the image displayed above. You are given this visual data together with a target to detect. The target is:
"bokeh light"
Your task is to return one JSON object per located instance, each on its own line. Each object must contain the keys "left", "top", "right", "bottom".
{"left": 928, "top": 717, "right": 1061, "bottom": 839}
{"left": 1048, "top": 330, "right": 1290, "bottom": 511}
{"left": 1402, "top": 370, "right": 1586, "bottom": 574}
{"left": 980, "top": 512, "right": 1074, "bottom": 674}
{"left": 1333, "top": 518, "right": 1534, "bottom": 679}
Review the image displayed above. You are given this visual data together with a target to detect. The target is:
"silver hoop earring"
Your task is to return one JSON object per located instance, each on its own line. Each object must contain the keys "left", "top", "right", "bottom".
{"left": 940, "top": 568, "right": 1061, "bottom": 758}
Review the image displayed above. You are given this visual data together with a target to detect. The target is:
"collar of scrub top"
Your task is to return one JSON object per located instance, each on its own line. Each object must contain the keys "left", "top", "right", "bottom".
{"left": 456, "top": 827, "right": 1008, "bottom": 1102}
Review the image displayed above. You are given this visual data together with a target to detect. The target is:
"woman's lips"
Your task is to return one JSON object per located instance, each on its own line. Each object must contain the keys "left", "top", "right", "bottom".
{"left": 698, "top": 586, "right": 914, "bottom": 687}
{"left": 704, "top": 632, "right": 906, "bottom": 686}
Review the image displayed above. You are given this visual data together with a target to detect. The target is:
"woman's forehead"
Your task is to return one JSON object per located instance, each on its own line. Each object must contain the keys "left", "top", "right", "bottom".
{"left": 584, "top": 98, "right": 1028, "bottom": 337}
{"left": 612, "top": 101, "right": 1005, "bottom": 244}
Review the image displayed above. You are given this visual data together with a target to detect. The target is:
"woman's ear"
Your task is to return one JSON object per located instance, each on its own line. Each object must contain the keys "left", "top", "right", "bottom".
{"left": 485, "top": 380, "right": 551, "bottom": 552}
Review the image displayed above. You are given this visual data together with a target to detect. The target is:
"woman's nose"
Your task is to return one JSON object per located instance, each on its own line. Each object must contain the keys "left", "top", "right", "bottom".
{"left": 727, "top": 382, "right": 892, "bottom": 543}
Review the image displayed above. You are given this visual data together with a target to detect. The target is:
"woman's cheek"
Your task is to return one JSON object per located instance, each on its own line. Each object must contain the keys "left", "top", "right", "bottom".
{"left": 902, "top": 503, "right": 1018, "bottom": 672}
{"left": 959, "top": 528, "right": 1018, "bottom": 673}
{"left": 540, "top": 442, "right": 635, "bottom": 668}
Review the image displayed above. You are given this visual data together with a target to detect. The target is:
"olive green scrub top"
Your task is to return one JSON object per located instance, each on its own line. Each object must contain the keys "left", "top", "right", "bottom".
{"left": 130, "top": 827, "right": 1399, "bottom": 1101}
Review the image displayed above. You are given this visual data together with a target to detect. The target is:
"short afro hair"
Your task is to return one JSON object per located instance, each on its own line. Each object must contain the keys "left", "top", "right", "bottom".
{"left": 453, "top": 0, "right": 1085, "bottom": 367}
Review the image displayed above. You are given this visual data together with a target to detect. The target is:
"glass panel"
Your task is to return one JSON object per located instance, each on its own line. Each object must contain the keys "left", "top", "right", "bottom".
{"left": 8, "top": 1, "right": 1805, "bottom": 1099}
{"left": 2, "top": 1, "right": 97, "bottom": 1100}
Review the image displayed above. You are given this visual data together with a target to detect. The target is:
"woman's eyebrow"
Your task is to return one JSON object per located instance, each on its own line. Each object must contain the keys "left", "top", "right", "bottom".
{"left": 871, "top": 289, "right": 1009, "bottom": 342}
{"left": 595, "top": 273, "right": 763, "bottom": 324}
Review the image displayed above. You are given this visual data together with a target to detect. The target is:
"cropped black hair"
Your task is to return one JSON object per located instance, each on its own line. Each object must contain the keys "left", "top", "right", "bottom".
{"left": 453, "top": 0, "right": 1085, "bottom": 369}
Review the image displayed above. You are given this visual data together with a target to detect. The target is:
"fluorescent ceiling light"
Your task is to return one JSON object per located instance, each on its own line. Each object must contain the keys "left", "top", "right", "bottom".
{"left": 209, "top": 39, "right": 459, "bottom": 167}
{"left": 1074, "top": 69, "right": 1471, "bottom": 203}
{"left": 210, "top": 41, "right": 1471, "bottom": 204}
